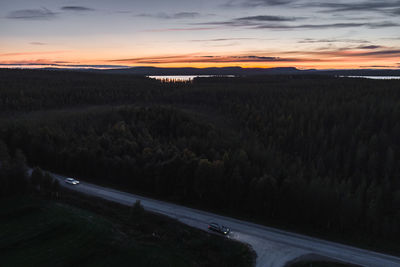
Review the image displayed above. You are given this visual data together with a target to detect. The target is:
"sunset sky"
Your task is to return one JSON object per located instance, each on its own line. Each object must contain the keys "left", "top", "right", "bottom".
{"left": 1, "top": 0, "right": 400, "bottom": 69}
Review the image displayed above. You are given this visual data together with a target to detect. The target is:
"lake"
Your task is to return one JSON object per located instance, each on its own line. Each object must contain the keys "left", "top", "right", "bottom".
{"left": 148, "top": 75, "right": 400, "bottom": 82}
{"left": 342, "top": 76, "right": 400, "bottom": 80}
{"left": 147, "top": 75, "right": 235, "bottom": 82}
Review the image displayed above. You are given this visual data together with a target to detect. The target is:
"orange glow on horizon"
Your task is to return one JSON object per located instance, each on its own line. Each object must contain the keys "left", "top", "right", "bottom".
{"left": 0, "top": 48, "right": 399, "bottom": 70}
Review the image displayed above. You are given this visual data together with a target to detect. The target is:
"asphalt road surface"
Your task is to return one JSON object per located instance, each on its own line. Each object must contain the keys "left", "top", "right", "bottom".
{"left": 52, "top": 173, "right": 400, "bottom": 267}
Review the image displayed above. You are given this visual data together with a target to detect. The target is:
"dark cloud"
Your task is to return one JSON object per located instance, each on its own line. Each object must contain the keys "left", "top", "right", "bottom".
{"left": 61, "top": 6, "right": 95, "bottom": 12}
{"left": 228, "top": 0, "right": 400, "bottom": 18}
{"left": 237, "top": 15, "right": 299, "bottom": 22}
{"left": 320, "top": 44, "right": 385, "bottom": 51}
{"left": 357, "top": 45, "right": 383, "bottom": 49}
{"left": 232, "top": 55, "right": 295, "bottom": 61}
{"left": 6, "top": 8, "right": 57, "bottom": 20}
{"left": 360, "top": 65, "right": 399, "bottom": 68}
{"left": 316, "top": 1, "right": 400, "bottom": 13}
{"left": 244, "top": 0, "right": 294, "bottom": 6}
{"left": 391, "top": 8, "right": 400, "bottom": 15}
{"left": 137, "top": 12, "right": 201, "bottom": 19}
{"left": 198, "top": 18, "right": 399, "bottom": 30}
{"left": 225, "top": 0, "right": 295, "bottom": 7}
{"left": 298, "top": 38, "right": 370, "bottom": 44}
{"left": 365, "top": 22, "right": 399, "bottom": 28}
{"left": 197, "top": 15, "right": 302, "bottom": 27}
{"left": 356, "top": 49, "right": 400, "bottom": 56}
{"left": 255, "top": 22, "right": 399, "bottom": 29}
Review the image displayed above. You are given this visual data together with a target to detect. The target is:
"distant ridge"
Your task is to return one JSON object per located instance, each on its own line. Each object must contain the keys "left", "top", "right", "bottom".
{"left": 98, "top": 66, "right": 302, "bottom": 76}
{"left": 13, "top": 66, "right": 400, "bottom": 76}
{"left": 96, "top": 66, "right": 400, "bottom": 76}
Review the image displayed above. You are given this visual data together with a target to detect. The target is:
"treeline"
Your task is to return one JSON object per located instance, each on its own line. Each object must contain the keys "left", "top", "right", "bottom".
{"left": 2, "top": 107, "right": 240, "bottom": 201}
{"left": 0, "top": 139, "right": 61, "bottom": 199}
{"left": 1, "top": 69, "right": 400, "bottom": 248}
{"left": 0, "top": 69, "right": 184, "bottom": 112}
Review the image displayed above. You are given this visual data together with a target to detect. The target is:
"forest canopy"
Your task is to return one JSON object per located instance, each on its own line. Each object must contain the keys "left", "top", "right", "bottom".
{"left": 1, "top": 69, "right": 399, "bottom": 250}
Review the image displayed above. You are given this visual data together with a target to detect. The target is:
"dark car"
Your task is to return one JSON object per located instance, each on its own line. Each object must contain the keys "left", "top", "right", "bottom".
{"left": 208, "top": 222, "right": 230, "bottom": 235}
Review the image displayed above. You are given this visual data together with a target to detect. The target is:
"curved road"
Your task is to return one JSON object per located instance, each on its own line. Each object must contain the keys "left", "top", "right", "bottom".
{"left": 51, "top": 173, "right": 400, "bottom": 267}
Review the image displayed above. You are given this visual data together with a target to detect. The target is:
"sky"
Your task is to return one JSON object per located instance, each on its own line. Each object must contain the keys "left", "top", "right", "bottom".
{"left": 1, "top": 0, "right": 400, "bottom": 69}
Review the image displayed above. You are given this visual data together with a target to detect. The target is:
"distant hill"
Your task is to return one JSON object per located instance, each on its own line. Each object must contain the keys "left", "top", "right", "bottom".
{"left": 95, "top": 66, "right": 300, "bottom": 76}
{"left": 22, "top": 66, "right": 400, "bottom": 76}
{"left": 94, "top": 66, "right": 400, "bottom": 76}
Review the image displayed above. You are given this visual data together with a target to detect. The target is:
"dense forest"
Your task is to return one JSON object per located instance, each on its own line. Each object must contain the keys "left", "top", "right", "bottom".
{"left": 1, "top": 69, "right": 399, "bottom": 249}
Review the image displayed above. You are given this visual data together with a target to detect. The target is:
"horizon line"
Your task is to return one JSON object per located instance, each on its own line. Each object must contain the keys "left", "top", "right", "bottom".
{"left": 1, "top": 65, "right": 400, "bottom": 71}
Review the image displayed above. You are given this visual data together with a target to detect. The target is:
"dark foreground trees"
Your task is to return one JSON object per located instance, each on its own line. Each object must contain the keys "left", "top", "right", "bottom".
{"left": 0, "top": 140, "right": 61, "bottom": 199}
{"left": 0, "top": 140, "right": 29, "bottom": 197}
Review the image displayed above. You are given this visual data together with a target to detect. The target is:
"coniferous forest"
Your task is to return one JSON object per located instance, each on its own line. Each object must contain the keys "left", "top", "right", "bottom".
{"left": 1, "top": 69, "right": 400, "bottom": 251}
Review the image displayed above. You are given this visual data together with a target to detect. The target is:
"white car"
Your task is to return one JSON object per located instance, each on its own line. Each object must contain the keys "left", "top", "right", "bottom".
{"left": 65, "top": 178, "right": 80, "bottom": 185}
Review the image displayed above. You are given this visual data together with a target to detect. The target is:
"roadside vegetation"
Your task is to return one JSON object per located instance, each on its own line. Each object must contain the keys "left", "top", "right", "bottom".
{"left": 1, "top": 69, "right": 400, "bottom": 255}
{"left": 1, "top": 195, "right": 254, "bottom": 267}
{"left": 0, "top": 144, "right": 255, "bottom": 267}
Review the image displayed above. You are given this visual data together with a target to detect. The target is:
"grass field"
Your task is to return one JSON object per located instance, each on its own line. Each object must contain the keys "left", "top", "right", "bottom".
{"left": 0, "top": 195, "right": 255, "bottom": 267}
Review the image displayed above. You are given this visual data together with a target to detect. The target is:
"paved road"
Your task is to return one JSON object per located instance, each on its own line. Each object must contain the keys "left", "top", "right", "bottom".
{"left": 52, "top": 173, "right": 400, "bottom": 267}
